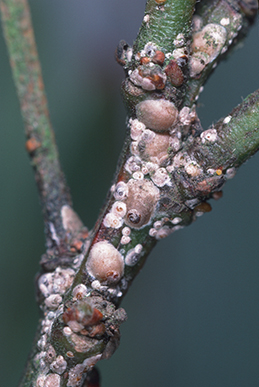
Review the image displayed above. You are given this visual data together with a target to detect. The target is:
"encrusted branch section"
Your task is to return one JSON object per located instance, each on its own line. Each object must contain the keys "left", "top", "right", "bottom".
{"left": 0, "top": 0, "right": 86, "bottom": 253}
{"left": 68, "top": 0, "right": 259, "bottom": 306}
{"left": 5, "top": 0, "right": 258, "bottom": 386}
{"left": 20, "top": 256, "right": 127, "bottom": 387}
{"left": 184, "top": 0, "right": 258, "bottom": 104}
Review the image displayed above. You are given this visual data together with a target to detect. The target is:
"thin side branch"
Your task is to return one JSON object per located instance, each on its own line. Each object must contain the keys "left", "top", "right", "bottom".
{"left": 0, "top": 0, "right": 86, "bottom": 253}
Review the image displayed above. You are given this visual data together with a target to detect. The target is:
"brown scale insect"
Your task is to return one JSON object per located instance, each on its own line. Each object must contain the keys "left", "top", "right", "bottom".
{"left": 124, "top": 179, "right": 160, "bottom": 228}
{"left": 164, "top": 60, "right": 184, "bottom": 87}
{"left": 152, "top": 50, "right": 165, "bottom": 66}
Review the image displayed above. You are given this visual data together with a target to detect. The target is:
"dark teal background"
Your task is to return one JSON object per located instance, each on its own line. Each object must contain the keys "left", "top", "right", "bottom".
{"left": 0, "top": 1, "right": 258, "bottom": 386}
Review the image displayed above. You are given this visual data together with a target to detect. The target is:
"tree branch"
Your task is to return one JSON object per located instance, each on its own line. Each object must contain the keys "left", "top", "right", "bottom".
{"left": 0, "top": 0, "right": 86, "bottom": 254}
{"left": 1, "top": 0, "right": 258, "bottom": 386}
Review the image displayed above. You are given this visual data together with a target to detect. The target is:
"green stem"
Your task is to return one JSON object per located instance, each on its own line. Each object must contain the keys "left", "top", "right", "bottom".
{"left": 133, "top": 0, "right": 196, "bottom": 54}
{"left": 197, "top": 89, "right": 259, "bottom": 169}
{"left": 0, "top": 0, "right": 82, "bottom": 251}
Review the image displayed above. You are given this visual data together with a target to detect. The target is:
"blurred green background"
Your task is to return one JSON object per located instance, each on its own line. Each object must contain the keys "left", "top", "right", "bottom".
{"left": 0, "top": 1, "right": 258, "bottom": 386}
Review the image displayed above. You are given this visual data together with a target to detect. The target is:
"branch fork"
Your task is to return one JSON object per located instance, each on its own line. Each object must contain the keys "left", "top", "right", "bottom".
{"left": 0, "top": 0, "right": 258, "bottom": 386}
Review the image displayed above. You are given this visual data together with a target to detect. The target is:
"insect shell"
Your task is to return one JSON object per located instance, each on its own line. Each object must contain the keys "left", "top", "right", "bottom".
{"left": 124, "top": 179, "right": 160, "bottom": 228}
{"left": 86, "top": 241, "right": 124, "bottom": 285}
{"left": 136, "top": 99, "right": 178, "bottom": 132}
{"left": 190, "top": 23, "right": 227, "bottom": 77}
